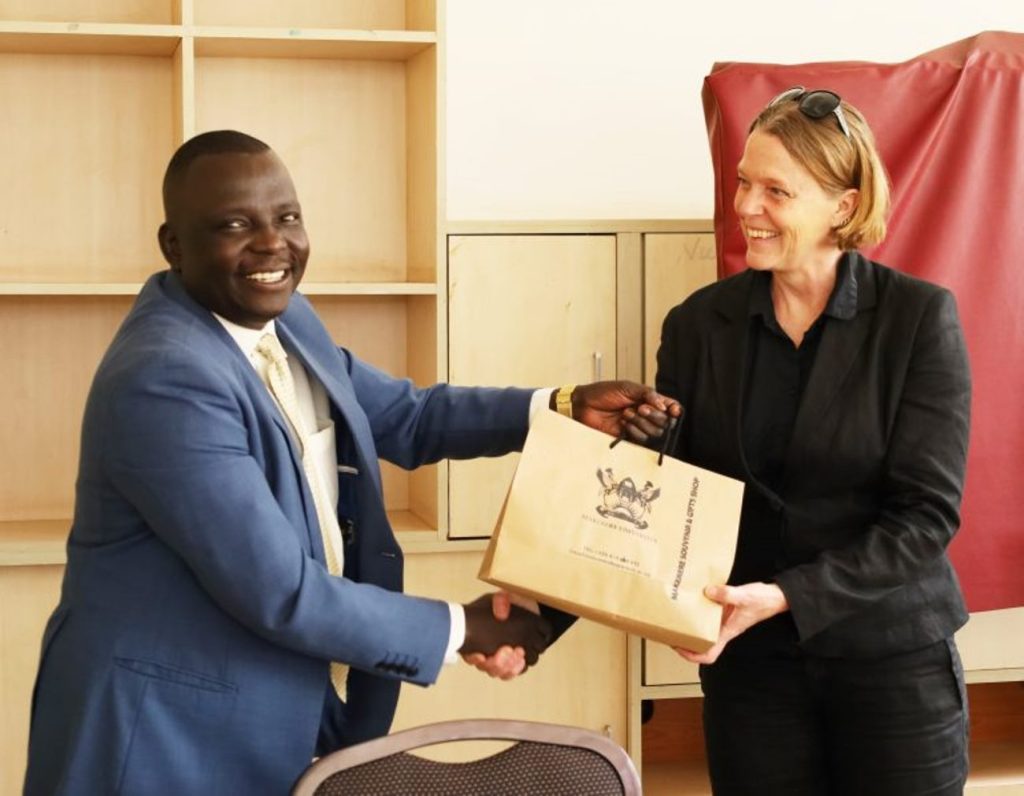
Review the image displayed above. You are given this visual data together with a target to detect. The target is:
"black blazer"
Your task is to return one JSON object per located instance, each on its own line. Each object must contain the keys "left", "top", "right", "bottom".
{"left": 656, "top": 252, "right": 971, "bottom": 658}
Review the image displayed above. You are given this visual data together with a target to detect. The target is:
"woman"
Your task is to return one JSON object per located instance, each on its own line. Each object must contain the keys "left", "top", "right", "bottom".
{"left": 657, "top": 88, "right": 971, "bottom": 795}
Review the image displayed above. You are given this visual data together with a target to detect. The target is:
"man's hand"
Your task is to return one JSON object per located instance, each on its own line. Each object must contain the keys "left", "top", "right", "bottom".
{"left": 456, "top": 594, "right": 540, "bottom": 680}
{"left": 559, "top": 381, "right": 683, "bottom": 443}
{"left": 461, "top": 592, "right": 542, "bottom": 680}
{"left": 673, "top": 583, "right": 789, "bottom": 665}
{"left": 460, "top": 593, "right": 551, "bottom": 676}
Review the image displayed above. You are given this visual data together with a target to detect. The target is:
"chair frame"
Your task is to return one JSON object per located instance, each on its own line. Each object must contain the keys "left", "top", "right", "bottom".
{"left": 291, "top": 718, "right": 641, "bottom": 795}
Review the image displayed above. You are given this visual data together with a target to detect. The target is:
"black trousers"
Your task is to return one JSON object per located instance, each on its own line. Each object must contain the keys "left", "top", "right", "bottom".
{"left": 699, "top": 638, "right": 969, "bottom": 796}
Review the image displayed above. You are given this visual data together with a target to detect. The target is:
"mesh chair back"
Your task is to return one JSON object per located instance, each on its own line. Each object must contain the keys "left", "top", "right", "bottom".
{"left": 291, "top": 719, "right": 641, "bottom": 796}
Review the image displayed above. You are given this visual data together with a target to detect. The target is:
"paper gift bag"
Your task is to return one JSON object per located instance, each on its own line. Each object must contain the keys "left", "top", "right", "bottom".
{"left": 480, "top": 410, "right": 744, "bottom": 652}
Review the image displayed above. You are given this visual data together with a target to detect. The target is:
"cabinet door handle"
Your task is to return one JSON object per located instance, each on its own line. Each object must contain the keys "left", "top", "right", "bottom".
{"left": 593, "top": 351, "right": 603, "bottom": 381}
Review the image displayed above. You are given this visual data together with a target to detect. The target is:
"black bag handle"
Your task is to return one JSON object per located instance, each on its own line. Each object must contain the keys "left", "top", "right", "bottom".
{"left": 609, "top": 415, "right": 680, "bottom": 465}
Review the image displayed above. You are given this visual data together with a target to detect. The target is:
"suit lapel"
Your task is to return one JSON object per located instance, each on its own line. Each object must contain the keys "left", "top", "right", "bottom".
{"left": 158, "top": 270, "right": 300, "bottom": 452}
{"left": 155, "top": 272, "right": 327, "bottom": 556}
{"left": 785, "top": 254, "right": 878, "bottom": 474}
{"left": 274, "top": 320, "right": 382, "bottom": 494}
{"left": 709, "top": 273, "right": 758, "bottom": 482}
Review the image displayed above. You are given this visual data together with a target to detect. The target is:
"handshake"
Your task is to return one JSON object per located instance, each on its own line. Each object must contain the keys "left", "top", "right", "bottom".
{"left": 458, "top": 593, "right": 553, "bottom": 679}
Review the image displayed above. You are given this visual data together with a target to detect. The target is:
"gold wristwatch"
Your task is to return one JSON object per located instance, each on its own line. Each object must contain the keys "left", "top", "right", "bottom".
{"left": 555, "top": 384, "right": 576, "bottom": 418}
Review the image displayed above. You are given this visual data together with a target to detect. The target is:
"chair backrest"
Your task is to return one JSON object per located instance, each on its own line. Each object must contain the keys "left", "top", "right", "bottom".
{"left": 291, "top": 718, "right": 642, "bottom": 796}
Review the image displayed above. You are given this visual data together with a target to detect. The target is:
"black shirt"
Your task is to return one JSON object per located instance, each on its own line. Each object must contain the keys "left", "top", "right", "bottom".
{"left": 726, "top": 255, "right": 858, "bottom": 657}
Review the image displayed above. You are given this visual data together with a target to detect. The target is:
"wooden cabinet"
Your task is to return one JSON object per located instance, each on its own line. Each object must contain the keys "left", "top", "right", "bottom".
{"left": 447, "top": 233, "right": 617, "bottom": 538}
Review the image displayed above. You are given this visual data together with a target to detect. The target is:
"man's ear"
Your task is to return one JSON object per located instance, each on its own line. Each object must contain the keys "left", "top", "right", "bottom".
{"left": 158, "top": 222, "right": 181, "bottom": 270}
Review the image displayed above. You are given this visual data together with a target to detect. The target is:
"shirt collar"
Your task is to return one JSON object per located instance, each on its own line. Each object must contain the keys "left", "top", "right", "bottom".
{"left": 827, "top": 253, "right": 858, "bottom": 320}
{"left": 748, "top": 252, "right": 859, "bottom": 323}
{"left": 212, "top": 313, "right": 277, "bottom": 361}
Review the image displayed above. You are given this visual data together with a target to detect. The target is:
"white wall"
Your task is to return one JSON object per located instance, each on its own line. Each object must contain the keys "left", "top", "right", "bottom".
{"left": 446, "top": 0, "right": 1024, "bottom": 220}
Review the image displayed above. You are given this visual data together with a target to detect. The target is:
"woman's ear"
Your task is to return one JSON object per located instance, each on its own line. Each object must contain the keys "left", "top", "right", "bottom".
{"left": 834, "top": 188, "right": 860, "bottom": 227}
{"left": 157, "top": 223, "right": 181, "bottom": 270}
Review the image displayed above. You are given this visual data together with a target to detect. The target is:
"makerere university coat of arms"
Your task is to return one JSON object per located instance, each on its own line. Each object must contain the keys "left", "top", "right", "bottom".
{"left": 596, "top": 468, "right": 661, "bottom": 529}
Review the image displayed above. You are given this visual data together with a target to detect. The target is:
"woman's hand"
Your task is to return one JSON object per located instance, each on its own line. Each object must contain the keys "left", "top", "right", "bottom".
{"left": 673, "top": 582, "right": 789, "bottom": 664}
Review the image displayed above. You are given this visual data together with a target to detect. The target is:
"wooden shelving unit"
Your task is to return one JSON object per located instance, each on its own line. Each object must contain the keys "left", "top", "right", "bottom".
{"left": 0, "top": 0, "right": 445, "bottom": 544}
{"left": 0, "top": 3, "right": 445, "bottom": 790}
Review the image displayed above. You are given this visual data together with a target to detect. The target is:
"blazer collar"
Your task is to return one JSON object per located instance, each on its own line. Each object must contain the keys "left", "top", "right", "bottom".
{"left": 707, "top": 271, "right": 760, "bottom": 494}
{"left": 156, "top": 270, "right": 374, "bottom": 481}
{"left": 274, "top": 312, "right": 382, "bottom": 493}
{"left": 157, "top": 268, "right": 274, "bottom": 368}
{"left": 785, "top": 252, "right": 877, "bottom": 473}
{"left": 706, "top": 253, "right": 878, "bottom": 500}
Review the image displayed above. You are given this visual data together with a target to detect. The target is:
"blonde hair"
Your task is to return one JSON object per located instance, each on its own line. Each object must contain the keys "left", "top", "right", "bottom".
{"left": 749, "top": 94, "right": 890, "bottom": 249}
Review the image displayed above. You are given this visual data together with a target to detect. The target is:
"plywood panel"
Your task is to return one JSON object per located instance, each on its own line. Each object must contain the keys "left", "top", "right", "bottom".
{"left": 404, "top": 0, "right": 436, "bottom": 32}
{"left": 0, "top": 0, "right": 172, "bottom": 23}
{"left": 195, "top": 56, "right": 408, "bottom": 282}
{"left": 447, "top": 234, "right": 617, "bottom": 538}
{"left": 194, "top": 0, "right": 406, "bottom": 29}
{"left": 957, "top": 607, "right": 1024, "bottom": 675}
{"left": 407, "top": 294, "right": 439, "bottom": 529}
{"left": 644, "top": 640, "right": 699, "bottom": 687}
{"left": 0, "top": 297, "right": 131, "bottom": 519}
{"left": 0, "top": 566, "right": 63, "bottom": 796}
{"left": 0, "top": 53, "right": 172, "bottom": 282}
{"left": 643, "top": 233, "right": 717, "bottom": 385}
{"left": 406, "top": 45, "right": 437, "bottom": 283}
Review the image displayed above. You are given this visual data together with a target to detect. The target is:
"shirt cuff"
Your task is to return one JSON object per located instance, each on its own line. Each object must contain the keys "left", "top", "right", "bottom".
{"left": 529, "top": 388, "right": 557, "bottom": 426}
{"left": 444, "top": 602, "right": 466, "bottom": 664}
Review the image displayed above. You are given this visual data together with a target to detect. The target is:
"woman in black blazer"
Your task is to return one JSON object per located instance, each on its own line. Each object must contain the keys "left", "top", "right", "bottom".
{"left": 658, "top": 89, "right": 971, "bottom": 795}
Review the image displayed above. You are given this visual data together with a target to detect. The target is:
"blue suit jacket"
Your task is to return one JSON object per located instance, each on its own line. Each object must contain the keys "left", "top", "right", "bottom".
{"left": 25, "top": 272, "right": 533, "bottom": 795}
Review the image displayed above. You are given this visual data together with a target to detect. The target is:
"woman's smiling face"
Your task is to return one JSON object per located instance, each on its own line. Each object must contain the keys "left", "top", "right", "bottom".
{"left": 734, "top": 129, "right": 852, "bottom": 275}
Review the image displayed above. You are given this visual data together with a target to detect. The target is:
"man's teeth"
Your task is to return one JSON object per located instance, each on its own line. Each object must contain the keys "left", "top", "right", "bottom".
{"left": 747, "top": 229, "right": 778, "bottom": 239}
{"left": 246, "top": 271, "right": 286, "bottom": 283}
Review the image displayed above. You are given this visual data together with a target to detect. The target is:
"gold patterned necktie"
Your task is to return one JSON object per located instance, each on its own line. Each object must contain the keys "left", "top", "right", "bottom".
{"left": 255, "top": 332, "right": 348, "bottom": 698}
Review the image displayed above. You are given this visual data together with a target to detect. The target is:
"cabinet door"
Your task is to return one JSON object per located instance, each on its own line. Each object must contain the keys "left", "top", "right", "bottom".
{"left": 448, "top": 235, "right": 617, "bottom": 538}
{"left": 643, "top": 233, "right": 717, "bottom": 385}
{"left": 644, "top": 641, "right": 700, "bottom": 687}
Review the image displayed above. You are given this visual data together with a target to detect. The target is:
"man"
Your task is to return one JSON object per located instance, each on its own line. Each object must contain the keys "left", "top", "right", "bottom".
{"left": 25, "top": 131, "right": 678, "bottom": 795}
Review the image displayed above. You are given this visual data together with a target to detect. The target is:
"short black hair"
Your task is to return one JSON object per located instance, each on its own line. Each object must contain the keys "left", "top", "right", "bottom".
{"left": 162, "top": 130, "right": 270, "bottom": 214}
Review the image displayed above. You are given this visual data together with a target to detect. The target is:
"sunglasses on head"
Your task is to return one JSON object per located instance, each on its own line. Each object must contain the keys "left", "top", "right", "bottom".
{"left": 767, "top": 86, "right": 851, "bottom": 139}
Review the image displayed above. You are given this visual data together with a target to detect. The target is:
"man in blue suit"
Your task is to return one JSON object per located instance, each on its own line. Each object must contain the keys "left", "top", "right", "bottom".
{"left": 25, "top": 131, "right": 678, "bottom": 794}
